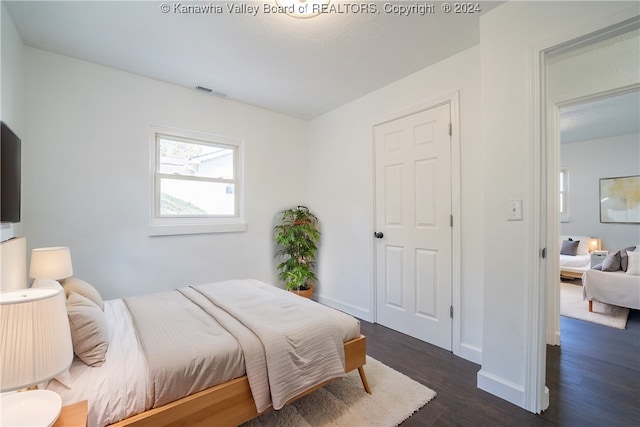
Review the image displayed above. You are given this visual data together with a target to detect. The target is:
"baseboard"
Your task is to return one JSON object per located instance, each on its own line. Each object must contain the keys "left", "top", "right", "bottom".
{"left": 543, "top": 386, "right": 550, "bottom": 411}
{"left": 315, "top": 294, "right": 372, "bottom": 322}
{"left": 477, "top": 369, "right": 525, "bottom": 409}
{"left": 459, "top": 343, "right": 482, "bottom": 364}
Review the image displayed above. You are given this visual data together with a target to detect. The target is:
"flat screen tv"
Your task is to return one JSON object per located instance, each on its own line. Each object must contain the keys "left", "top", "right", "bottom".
{"left": 1, "top": 121, "right": 21, "bottom": 223}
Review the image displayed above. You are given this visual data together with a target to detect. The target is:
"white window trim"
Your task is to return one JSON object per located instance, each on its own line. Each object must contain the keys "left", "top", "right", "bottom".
{"left": 148, "top": 125, "right": 246, "bottom": 236}
{"left": 560, "top": 166, "right": 569, "bottom": 223}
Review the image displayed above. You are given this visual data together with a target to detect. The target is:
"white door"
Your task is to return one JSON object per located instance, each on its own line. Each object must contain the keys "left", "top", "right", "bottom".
{"left": 374, "top": 103, "right": 452, "bottom": 350}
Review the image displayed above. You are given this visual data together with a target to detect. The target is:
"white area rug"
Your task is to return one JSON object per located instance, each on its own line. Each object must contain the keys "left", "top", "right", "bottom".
{"left": 243, "top": 356, "right": 436, "bottom": 427}
{"left": 561, "top": 282, "right": 629, "bottom": 329}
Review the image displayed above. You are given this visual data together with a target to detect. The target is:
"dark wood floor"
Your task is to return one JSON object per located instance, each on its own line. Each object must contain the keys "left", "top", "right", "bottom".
{"left": 360, "top": 309, "right": 640, "bottom": 426}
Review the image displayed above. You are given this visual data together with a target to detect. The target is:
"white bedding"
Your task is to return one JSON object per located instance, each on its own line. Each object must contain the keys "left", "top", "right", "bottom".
{"left": 559, "top": 254, "right": 591, "bottom": 272}
{"left": 46, "top": 280, "right": 361, "bottom": 427}
{"left": 189, "top": 280, "right": 355, "bottom": 411}
{"left": 583, "top": 269, "right": 640, "bottom": 310}
{"left": 47, "top": 299, "right": 148, "bottom": 427}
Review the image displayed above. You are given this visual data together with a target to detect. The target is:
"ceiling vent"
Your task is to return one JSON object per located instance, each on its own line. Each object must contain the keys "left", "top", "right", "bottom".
{"left": 195, "top": 85, "right": 228, "bottom": 98}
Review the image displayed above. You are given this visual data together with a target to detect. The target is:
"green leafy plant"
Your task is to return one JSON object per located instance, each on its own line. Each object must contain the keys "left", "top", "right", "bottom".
{"left": 274, "top": 206, "right": 320, "bottom": 291}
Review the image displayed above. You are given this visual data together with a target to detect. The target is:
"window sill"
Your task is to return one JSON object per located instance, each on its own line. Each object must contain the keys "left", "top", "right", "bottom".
{"left": 149, "top": 221, "right": 247, "bottom": 236}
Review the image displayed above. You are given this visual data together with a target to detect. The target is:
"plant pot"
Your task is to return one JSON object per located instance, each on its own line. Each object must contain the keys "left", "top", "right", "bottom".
{"left": 290, "top": 284, "right": 313, "bottom": 299}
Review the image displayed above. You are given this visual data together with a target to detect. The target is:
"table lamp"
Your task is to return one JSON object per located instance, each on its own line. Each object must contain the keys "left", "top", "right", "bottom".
{"left": 29, "top": 247, "right": 73, "bottom": 287}
{"left": 0, "top": 287, "right": 73, "bottom": 426}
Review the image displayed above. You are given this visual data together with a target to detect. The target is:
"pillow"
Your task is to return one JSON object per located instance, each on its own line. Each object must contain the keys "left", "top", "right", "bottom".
{"left": 64, "top": 277, "right": 104, "bottom": 311}
{"left": 626, "top": 251, "right": 640, "bottom": 276}
{"left": 66, "top": 291, "right": 109, "bottom": 366}
{"left": 560, "top": 237, "right": 590, "bottom": 255}
{"left": 591, "top": 263, "right": 603, "bottom": 270}
{"left": 601, "top": 250, "right": 621, "bottom": 272}
{"left": 576, "top": 239, "right": 590, "bottom": 256}
{"left": 560, "top": 240, "right": 579, "bottom": 256}
{"left": 620, "top": 246, "right": 637, "bottom": 272}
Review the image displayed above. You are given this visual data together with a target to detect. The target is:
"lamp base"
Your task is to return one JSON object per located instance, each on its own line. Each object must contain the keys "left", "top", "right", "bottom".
{"left": 0, "top": 389, "right": 62, "bottom": 426}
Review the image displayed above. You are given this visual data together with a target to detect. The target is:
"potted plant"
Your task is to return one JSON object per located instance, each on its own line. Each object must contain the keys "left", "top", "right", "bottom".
{"left": 274, "top": 206, "right": 320, "bottom": 298}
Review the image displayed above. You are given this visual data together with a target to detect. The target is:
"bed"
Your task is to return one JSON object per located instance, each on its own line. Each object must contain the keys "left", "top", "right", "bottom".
{"left": 582, "top": 246, "right": 640, "bottom": 312}
{"left": 582, "top": 269, "right": 640, "bottom": 312}
{"left": 559, "top": 236, "right": 597, "bottom": 279}
{"left": 45, "top": 278, "right": 369, "bottom": 427}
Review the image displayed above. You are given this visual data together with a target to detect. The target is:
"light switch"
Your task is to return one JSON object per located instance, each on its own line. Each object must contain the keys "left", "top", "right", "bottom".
{"left": 507, "top": 200, "right": 523, "bottom": 221}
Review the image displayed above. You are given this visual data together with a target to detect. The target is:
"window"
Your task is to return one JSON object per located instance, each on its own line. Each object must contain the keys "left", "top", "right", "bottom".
{"left": 559, "top": 167, "right": 569, "bottom": 222}
{"left": 149, "top": 126, "right": 245, "bottom": 236}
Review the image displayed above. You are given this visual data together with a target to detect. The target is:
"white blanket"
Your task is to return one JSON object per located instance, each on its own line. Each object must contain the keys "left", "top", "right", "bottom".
{"left": 190, "top": 279, "right": 353, "bottom": 410}
{"left": 123, "top": 289, "right": 246, "bottom": 408}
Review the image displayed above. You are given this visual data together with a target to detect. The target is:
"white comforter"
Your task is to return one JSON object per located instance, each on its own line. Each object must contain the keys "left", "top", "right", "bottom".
{"left": 189, "top": 279, "right": 354, "bottom": 411}
{"left": 47, "top": 300, "right": 148, "bottom": 427}
{"left": 47, "top": 279, "right": 360, "bottom": 426}
{"left": 583, "top": 269, "right": 640, "bottom": 310}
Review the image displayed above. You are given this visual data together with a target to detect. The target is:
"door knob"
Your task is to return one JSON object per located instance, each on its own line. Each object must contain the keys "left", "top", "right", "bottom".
{"left": 374, "top": 232, "right": 384, "bottom": 239}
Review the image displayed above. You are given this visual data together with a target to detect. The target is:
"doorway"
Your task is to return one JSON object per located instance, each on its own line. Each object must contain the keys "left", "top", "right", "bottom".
{"left": 534, "top": 15, "right": 640, "bottom": 413}
{"left": 555, "top": 89, "right": 640, "bottom": 335}
{"left": 543, "top": 23, "right": 640, "bottom": 347}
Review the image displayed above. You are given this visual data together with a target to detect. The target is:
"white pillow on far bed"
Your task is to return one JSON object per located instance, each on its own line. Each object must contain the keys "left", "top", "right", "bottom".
{"left": 626, "top": 251, "right": 640, "bottom": 276}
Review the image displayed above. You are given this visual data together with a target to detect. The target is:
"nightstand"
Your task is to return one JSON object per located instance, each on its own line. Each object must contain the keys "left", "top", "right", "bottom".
{"left": 53, "top": 400, "right": 88, "bottom": 427}
{"left": 590, "top": 251, "right": 608, "bottom": 268}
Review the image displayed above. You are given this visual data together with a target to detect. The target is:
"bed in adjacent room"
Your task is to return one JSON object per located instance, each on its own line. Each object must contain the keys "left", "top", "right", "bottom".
{"left": 559, "top": 236, "right": 598, "bottom": 279}
{"left": 582, "top": 245, "right": 640, "bottom": 312}
{"left": 45, "top": 278, "right": 369, "bottom": 427}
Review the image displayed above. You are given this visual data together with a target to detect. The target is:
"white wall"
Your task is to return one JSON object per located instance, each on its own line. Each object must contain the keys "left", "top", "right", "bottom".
{"left": 478, "top": 0, "right": 638, "bottom": 411}
{"left": 548, "top": 28, "right": 640, "bottom": 103}
{"left": 22, "top": 48, "right": 309, "bottom": 300}
{"left": 0, "top": 2, "right": 26, "bottom": 241}
{"left": 308, "top": 46, "right": 485, "bottom": 362}
{"left": 0, "top": 2, "right": 23, "bottom": 134}
{"left": 561, "top": 134, "right": 640, "bottom": 250}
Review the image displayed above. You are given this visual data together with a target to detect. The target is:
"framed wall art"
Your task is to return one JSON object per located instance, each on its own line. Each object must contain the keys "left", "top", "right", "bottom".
{"left": 599, "top": 175, "right": 640, "bottom": 224}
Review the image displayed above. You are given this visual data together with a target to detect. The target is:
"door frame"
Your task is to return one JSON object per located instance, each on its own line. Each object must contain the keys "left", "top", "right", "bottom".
{"left": 371, "top": 91, "right": 462, "bottom": 356}
{"left": 528, "top": 13, "right": 639, "bottom": 413}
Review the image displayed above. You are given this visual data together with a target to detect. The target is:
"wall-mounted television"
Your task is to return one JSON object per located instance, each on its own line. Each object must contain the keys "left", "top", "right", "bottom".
{"left": 1, "top": 121, "right": 21, "bottom": 223}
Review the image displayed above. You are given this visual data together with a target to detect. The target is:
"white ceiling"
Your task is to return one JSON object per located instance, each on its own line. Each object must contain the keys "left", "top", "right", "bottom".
{"left": 560, "top": 90, "right": 640, "bottom": 143}
{"left": 5, "top": 0, "right": 502, "bottom": 120}
{"left": 5, "top": 0, "right": 638, "bottom": 140}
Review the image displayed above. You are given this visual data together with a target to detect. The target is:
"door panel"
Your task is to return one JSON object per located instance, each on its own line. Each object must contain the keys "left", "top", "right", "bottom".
{"left": 374, "top": 103, "right": 452, "bottom": 350}
{"left": 416, "top": 249, "right": 438, "bottom": 319}
{"left": 384, "top": 246, "right": 404, "bottom": 309}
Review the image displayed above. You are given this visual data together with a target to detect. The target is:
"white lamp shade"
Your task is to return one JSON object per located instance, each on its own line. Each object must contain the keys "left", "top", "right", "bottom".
{"left": 29, "top": 247, "right": 73, "bottom": 280}
{"left": 0, "top": 287, "right": 73, "bottom": 391}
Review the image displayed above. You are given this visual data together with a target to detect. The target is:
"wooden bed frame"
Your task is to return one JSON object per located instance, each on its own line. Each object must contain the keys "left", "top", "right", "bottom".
{"left": 111, "top": 335, "right": 369, "bottom": 427}
{"left": 560, "top": 269, "right": 584, "bottom": 280}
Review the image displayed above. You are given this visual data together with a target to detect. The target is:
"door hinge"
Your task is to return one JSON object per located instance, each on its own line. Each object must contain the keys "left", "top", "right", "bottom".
{"left": 450, "top": 305, "right": 453, "bottom": 318}
{"left": 448, "top": 123, "right": 452, "bottom": 136}
{"left": 541, "top": 247, "right": 547, "bottom": 259}
{"left": 450, "top": 215, "right": 453, "bottom": 227}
